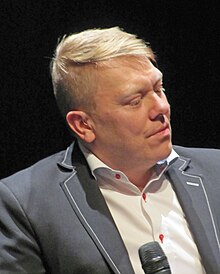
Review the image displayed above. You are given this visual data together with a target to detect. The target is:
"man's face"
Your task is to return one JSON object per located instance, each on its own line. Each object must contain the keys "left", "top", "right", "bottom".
{"left": 87, "top": 56, "right": 172, "bottom": 170}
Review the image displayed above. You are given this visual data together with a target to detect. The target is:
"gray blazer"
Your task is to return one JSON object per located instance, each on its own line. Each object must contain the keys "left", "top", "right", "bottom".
{"left": 0, "top": 141, "right": 220, "bottom": 274}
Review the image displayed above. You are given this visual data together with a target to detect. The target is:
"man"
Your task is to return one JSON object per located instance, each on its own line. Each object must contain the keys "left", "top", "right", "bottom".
{"left": 0, "top": 27, "right": 220, "bottom": 274}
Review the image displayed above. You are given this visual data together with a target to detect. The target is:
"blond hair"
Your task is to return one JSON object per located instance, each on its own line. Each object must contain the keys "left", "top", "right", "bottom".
{"left": 50, "top": 27, "right": 155, "bottom": 117}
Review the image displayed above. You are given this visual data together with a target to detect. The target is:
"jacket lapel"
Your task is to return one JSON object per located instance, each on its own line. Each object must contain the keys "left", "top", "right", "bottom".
{"left": 167, "top": 157, "right": 220, "bottom": 273}
{"left": 58, "top": 142, "right": 134, "bottom": 274}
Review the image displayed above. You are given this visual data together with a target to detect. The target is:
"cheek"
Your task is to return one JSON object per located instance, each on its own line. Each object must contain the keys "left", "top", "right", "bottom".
{"left": 119, "top": 115, "right": 147, "bottom": 136}
{"left": 95, "top": 107, "right": 148, "bottom": 136}
{"left": 93, "top": 111, "right": 120, "bottom": 136}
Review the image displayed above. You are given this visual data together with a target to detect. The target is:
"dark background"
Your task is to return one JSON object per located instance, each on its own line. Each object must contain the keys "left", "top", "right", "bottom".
{"left": 1, "top": 0, "right": 219, "bottom": 179}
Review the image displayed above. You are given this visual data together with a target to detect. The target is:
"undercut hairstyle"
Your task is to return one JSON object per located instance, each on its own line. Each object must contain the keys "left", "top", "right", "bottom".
{"left": 50, "top": 26, "right": 155, "bottom": 118}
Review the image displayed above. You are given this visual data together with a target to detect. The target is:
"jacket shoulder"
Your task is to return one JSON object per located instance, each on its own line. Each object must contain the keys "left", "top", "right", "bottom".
{"left": 0, "top": 146, "right": 72, "bottom": 191}
{"left": 174, "top": 145, "right": 220, "bottom": 156}
{"left": 173, "top": 145, "right": 220, "bottom": 165}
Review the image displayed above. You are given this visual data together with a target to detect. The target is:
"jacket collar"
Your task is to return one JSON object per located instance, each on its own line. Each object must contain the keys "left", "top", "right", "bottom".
{"left": 57, "top": 142, "right": 75, "bottom": 171}
{"left": 167, "top": 157, "right": 220, "bottom": 273}
{"left": 58, "top": 141, "right": 134, "bottom": 274}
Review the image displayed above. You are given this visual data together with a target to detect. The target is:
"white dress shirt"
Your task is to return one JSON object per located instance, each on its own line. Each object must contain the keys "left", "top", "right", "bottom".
{"left": 80, "top": 144, "right": 206, "bottom": 274}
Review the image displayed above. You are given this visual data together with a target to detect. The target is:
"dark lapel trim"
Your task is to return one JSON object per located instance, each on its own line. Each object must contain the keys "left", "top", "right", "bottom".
{"left": 167, "top": 157, "right": 220, "bottom": 273}
{"left": 58, "top": 141, "right": 134, "bottom": 274}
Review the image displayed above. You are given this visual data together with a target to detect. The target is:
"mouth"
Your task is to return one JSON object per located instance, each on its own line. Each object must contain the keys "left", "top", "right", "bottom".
{"left": 150, "top": 124, "right": 170, "bottom": 138}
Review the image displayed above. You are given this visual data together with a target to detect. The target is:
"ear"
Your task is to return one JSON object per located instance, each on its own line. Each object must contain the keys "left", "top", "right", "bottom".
{"left": 66, "top": 111, "right": 96, "bottom": 143}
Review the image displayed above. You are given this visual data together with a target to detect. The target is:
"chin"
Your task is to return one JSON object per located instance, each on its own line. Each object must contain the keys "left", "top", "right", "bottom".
{"left": 164, "top": 143, "right": 173, "bottom": 155}
{"left": 157, "top": 142, "right": 173, "bottom": 161}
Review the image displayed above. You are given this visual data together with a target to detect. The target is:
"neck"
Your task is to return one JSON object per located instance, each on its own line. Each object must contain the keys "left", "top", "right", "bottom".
{"left": 101, "top": 154, "right": 156, "bottom": 189}
{"left": 82, "top": 141, "right": 156, "bottom": 190}
{"left": 119, "top": 165, "right": 155, "bottom": 190}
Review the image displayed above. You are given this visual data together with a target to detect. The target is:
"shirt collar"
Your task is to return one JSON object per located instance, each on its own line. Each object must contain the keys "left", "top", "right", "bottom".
{"left": 157, "top": 149, "right": 179, "bottom": 166}
{"left": 79, "top": 142, "right": 117, "bottom": 179}
{"left": 79, "top": 142, "right": 179, "bottom": 179}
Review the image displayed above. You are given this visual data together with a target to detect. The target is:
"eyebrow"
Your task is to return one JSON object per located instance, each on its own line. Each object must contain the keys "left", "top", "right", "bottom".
{"left": 155, "top": 72, "right": 163, "bottom": 84}
{"left": 120, "top": 70, "right": 164, "bottom": 99}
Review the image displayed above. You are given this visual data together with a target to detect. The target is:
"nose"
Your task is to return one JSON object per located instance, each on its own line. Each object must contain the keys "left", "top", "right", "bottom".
{"left": 148, "top": 93, "right": 170, "bottom": 121}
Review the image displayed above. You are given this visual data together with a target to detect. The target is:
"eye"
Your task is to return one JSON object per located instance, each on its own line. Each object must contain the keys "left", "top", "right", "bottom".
{"left": 128, "top": 93, "right": 144, "bottom": 107}
{"left": 155, "top": 87, "right": 165, "bottom": 95}
{"left": 129, "top": 98, "right": 141, "bottom": 107}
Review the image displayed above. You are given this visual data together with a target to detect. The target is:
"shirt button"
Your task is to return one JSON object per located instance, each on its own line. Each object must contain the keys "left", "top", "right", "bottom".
{"left": 142, "top": 193, "right": 147, "bottom": 201}
{"left": 115, "top": 173, "right": 121, "bottom": 179}
{"left": 159, "top": 234, "right": 164, "bottom": 243}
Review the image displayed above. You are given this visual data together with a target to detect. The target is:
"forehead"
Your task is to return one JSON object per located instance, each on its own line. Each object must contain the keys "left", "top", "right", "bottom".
{"left": 95, "top": 56, "right": 162, "bottom": 92}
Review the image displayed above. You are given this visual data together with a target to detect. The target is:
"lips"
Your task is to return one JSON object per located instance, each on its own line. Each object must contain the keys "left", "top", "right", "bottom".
{"left": 149, "top": 123, "right": 170, "bottom": 137}
{"left": 157, "top": 124, "right": 169, "bottom": 133}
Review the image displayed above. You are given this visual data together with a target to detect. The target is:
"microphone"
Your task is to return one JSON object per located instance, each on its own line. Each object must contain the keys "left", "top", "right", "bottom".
{"left": 138, "top": 241, "right": 171, "bottom": 274}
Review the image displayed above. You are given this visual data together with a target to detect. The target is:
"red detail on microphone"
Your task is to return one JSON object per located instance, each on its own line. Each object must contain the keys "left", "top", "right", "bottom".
{"left": 159, "top": 234, "right": 164, "bottom": 243}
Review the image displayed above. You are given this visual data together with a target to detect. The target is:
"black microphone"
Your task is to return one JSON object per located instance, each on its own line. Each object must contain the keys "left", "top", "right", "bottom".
{"left": 138, "top": 241, "right": 171, "bottom": 274}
